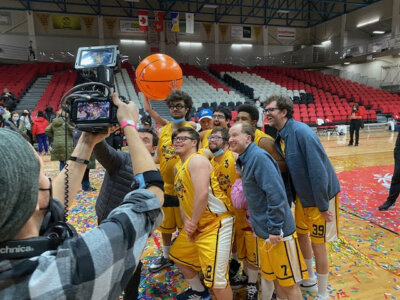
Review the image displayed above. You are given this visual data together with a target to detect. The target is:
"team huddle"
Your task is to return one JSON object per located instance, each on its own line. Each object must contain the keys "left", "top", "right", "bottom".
{"left": 146, "top": 91, "right": 340, "bottom": 300}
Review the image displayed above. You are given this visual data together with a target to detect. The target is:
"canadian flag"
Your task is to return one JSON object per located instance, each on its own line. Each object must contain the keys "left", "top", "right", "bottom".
{"left": 138, "top": 10, "right": 148, "bottom": 31}
{"left": 154, "top": 11, "right": 164, "bottom": 32}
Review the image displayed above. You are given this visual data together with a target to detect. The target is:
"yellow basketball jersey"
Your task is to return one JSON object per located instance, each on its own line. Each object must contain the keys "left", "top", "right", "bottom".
{"left": 158, "top": 122, "right": 191, "bottom": 195}
{"left": 254, "top": 129, "right": 274, "bottom": 146}
{"left": 201, "top": 129, "right": 212, "bottom": 149}
{"left": 174, "top": 153, "right": 231, "bottom": 229}
{"left": 210, "top": 150, "right": 238, "bottom": 202}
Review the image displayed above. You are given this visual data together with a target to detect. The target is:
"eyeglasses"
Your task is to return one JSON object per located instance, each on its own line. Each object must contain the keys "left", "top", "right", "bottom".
{"left": 169, "top": 104, "right": 186, "bottom": 110}
{"left": 172, "top": 136, "right": 195, "bottom": 143}
{"left": 208, "top": 135, "right": 224, "bottom": 141}
{"left": 39, "top": 177, "right": 53, "bottom": 211}
{"left": 212, "top": 114, "right": 225, "bottom": 120}
{"left": 264, "top": 107, "right": 280, "bottom": 114}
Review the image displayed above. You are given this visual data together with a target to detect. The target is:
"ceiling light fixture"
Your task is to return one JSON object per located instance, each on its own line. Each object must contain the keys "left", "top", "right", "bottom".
{"left": 357, "top": 17, "right": 380, "bottom": 28}
{"left": 120, "top": 39, "right": 146, "bottom": 44}
{"left": 277, "top": 10, "right": 290, "bottom": 14}
{"left": 204, "top": 4, "right": 218, "bottom": 8}
{"left": 372, "top": 30, "right": 385, "bottom": 34}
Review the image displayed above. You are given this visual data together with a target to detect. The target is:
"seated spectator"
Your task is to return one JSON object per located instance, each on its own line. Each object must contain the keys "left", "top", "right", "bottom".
{"left": 0, "top": 94, "right": 163, "bottom": 299}
{"left": 9, "top": 111, "right": 20, "bottom": 128}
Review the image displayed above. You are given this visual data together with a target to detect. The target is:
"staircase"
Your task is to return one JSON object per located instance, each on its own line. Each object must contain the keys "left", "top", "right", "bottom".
{"left": 150, "top": 99, "right": 170, "bottom": 120}
{"left": 16, "top": 75, "right": 53, "bottom": 112}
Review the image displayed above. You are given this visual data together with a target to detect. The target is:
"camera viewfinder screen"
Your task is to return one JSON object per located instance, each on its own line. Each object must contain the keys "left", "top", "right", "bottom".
{"left": 79, "top": 48, "right": 114, "bottom": 67}
{"left": 77, "top": 101, "right": 110, "bottom": 121}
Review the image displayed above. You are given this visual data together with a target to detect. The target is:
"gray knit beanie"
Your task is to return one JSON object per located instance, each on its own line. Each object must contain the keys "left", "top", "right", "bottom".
{"left": 0, "top": 128, "right": 39, "bottom": 242}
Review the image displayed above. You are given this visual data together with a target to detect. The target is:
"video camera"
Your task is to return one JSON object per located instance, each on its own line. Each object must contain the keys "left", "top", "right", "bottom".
{"left": 61, "top": 45, "right": 126, "bottom": 132}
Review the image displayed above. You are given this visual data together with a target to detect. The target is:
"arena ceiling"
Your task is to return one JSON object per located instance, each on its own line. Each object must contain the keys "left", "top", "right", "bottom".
{"left": 1, "top": 0, "right": 382, "bottom": 28}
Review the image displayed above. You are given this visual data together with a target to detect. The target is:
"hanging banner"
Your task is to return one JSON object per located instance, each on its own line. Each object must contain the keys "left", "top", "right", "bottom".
{"left": 52, "top": 15, "right": 81, "bottom": 30}
{"left": 104, "top": 18, "right": 116, "bottom": 32}
{"left": 277, "top": 27, "right": 296, "bottom": 40}
{"left": 154, "top": 11, "right": 164, "bottom": 32}
{"left": 82, "top": 16, "right": 94, "bottom": 34}
{"left": 120, "top": 20, "right": 140, "bottom": 33}
{"left": 171, "top": 12, "right": 179, "bottom": 32}
{"left": 254, "top": 26, "right": 262, "bottom": 42}
{"left": 203, "top": 23, "right": 212, "bottom": 40}
{"left": 186, "top": 13, "right": 194, "bottom": 34}
{"left": 36, "top": 13, "right": 50, "bottom": 32}
{"left": 138, "top": 10, "right": 148, "bottom": 31}
{"left": 219, "top": 24, "right": 228, "bottom": 41}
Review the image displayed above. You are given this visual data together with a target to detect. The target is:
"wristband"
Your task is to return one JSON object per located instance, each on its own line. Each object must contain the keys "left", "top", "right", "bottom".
{"left": 121, "top": 120, "right": 136, "bottom": 130}
{"left": 68, "top": 156, "right": 89, "bottom": 164}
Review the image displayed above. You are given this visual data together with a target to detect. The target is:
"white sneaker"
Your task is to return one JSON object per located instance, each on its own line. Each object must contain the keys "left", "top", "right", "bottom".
{"left": 299, "top": 278, "right": 318, "bottom": 293}
{"left": 314, "top": 294, "right": 329, "bottom": 300}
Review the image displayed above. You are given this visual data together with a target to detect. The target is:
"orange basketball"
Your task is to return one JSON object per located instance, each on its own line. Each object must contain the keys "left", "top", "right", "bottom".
{"left": 136, "top": 54, "right": 183, "bottom": 101}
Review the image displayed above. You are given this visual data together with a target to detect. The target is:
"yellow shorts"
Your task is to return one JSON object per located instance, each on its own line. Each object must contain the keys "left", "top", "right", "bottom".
{"left": 258, "top": 233, "right": 308, "bottom": 287}
{"left": 159, "top": 206, "right": 183, "bottom": 234}
{"left": 169, "top": 215, "right": 234, "bottom": 288}
{"left": 235, "top": 212, "right": 259, "bottom": 268}
{"left": 295, "top": 195, "right": 339, "bottom": 244}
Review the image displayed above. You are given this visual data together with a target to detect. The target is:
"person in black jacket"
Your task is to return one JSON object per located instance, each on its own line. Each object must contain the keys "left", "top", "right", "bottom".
{"left": 379, "top": 131, "right": 400, "bottom": 211}
{"left": 94, "top": 127, "right": 159, "bottom": 300}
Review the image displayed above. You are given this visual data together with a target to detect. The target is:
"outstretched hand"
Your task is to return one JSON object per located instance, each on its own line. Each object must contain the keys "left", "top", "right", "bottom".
{"left": 112, "top": 93, "right": 139, "bottom": 125}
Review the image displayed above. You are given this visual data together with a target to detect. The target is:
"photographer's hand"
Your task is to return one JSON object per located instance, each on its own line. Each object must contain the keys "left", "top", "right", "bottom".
{"left": 112, "top": 93, "right": 164, "bottom": 204}
{"left": 112, "top": 93, "right": 139, "bottom": 124}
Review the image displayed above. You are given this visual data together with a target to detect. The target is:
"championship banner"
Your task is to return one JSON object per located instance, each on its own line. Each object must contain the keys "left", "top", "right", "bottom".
{"left": 277, "top": 27, "right": 296, "bottom": 40}
{"left": 120, "top": 20, "right": 140, "bottom": 33}
{"left": 36, "top": 13, "right": 50, "bottom": 32}
{"left": 219, "top": 24, "right": 228, "bottom": 41}
{"left": 254, "top": 26, "right": 262, "bottom": 42}
{"left": 82, "top": 16, "right": 94, "bottom": 34}
{"left": 186, "top": 13, "right": 194, "bottom": 34}
{"left": 203, "top": 23, "right": 212, "bottom": 40}
{"left": 138, "top": 10, "right": 149, "bottom": 31}
{"left": 171, "top": 12, "right": 179, "bottom": 32}
{"left": 154, "top": 11, "right": 164, "bottom": 32}
{"left": 52, "top": 15, "right": 81, "bottom": 30}
{"left": 104, "top": 18, "right": 116, "bottom": 32}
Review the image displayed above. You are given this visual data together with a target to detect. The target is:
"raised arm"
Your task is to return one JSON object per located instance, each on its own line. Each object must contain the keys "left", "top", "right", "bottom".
{"left": 143, "top": 95, "right": 169, "bottom": 127}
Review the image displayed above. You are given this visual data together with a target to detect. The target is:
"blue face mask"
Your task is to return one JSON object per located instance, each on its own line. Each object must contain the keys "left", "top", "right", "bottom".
{"left": 171, "top": 117, "right": 185, "bottom": 124}
{"left": 137, "top": 125, "right": 144, "bottom": 130}
{"left": 255, "top": 103, "right": 260, "bottom": 108}
{"left": 211, "top": 148, "right": 224, "bottom": 156}
{"left": 13, "top": 117, "right": 19, "bottom": 121}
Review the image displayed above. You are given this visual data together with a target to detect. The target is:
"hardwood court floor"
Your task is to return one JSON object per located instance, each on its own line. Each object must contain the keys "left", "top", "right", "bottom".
{"left": 42, "top": 128, "right": 400, "bottom": 299}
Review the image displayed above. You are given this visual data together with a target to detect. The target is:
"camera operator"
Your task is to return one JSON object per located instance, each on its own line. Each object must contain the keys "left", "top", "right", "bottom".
{"left": 0, "top": 94, "right": 163, "bottom": 299}
{"left": 94, "top": 127, "right": 158, "bottom": 299}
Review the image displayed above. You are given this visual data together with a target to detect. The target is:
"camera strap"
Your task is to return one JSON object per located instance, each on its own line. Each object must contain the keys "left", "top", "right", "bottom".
{"left": 0, "top": 237, "right": 59, "bottom": 260}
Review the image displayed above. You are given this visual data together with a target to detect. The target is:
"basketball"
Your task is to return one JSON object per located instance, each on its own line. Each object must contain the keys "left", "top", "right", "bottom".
{"left": 136, "top": 54, "right": 183, "bottom": 101}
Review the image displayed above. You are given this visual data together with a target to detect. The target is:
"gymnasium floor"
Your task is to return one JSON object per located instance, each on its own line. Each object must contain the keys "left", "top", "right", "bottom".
{"left": 43, "top": 128, "right": 400, "bottom": 299}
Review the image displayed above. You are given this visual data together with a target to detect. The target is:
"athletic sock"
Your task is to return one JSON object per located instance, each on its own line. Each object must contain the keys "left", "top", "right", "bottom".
{"left": 261, "top": 277, "right": 274, "bottom": 300}
{"left": 232, "top": 252, "right": 239, "bottom": 261}
{"left": 246, "top": 265, "right": 259, "bottom": 284}
{"left": 162, "top": 246, "right": 170, "bottom": 259}
{"left": 317, "top": 273, "right": 329, "bottom": 296}
{"left": 188, "top": 275, "right": 205, "bottom": 292}
{"left": 305, "top": 258, "right": 316, "bottom": 280}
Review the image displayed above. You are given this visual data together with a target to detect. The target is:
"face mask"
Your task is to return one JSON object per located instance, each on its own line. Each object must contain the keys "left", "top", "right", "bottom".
{"left": 171, "top": 117, "right": 185, "bottom": 124}
{"left": 137, "top": 125, "right": 144, "bottom": 130}
{"left": 211, "top": 148, "right": 224, "bottom": 156}
{"left": 22, "top": 112, "right": 28, "bottom": 116}
{"left": 13, "top": 117, "right": 19, "bottom": 121}
{"left": 255, "top": 103, "right": 260, "bottom": 108}
{"left": 353, "top": 107, "right": 357, "bottom": 111}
